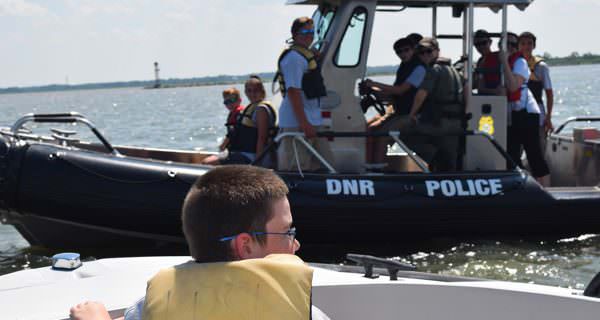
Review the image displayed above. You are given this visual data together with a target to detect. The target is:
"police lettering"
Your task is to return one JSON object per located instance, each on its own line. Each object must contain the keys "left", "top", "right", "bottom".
{"left": 425, "top": 179, "right": 502, "bottom": 197}
{"left": 326, "top": 179, "right": 375, "bottom": 196}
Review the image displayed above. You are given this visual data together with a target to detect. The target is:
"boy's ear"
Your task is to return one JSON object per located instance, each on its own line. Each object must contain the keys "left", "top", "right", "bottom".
{"left": 232, "top": 233, "right": 257, "bottom": 260}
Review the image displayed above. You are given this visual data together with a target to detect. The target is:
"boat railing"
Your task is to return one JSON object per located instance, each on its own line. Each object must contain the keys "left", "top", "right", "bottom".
{"left": 7, "top": 112, "right": 121, "bottom": 156}
{"left": 257, "top": 129, "right": 520, "bottom": 174}
{"left": 553, "top": 116, "right": 600, "bottom": 135}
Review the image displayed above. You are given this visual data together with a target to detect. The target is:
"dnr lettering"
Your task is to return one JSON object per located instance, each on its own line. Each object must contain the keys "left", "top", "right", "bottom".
{"left": 425, "top": 179, "right": 503, "bottom": 197}
{"left": 326, "top": 179, "right": 375, "bottom": 196}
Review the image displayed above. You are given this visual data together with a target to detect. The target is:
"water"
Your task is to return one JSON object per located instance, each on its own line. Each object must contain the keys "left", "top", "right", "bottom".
{"left": 1, "top": 64, "right": 600, "bottom": 289}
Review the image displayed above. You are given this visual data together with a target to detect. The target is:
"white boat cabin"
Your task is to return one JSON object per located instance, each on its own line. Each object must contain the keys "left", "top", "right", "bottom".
{"left": 281, "top": 0, "right": 533, "bottom": 173}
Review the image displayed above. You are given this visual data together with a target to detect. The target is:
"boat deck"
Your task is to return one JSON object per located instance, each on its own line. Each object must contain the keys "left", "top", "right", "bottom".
{"left": 546, "top": 186, "right": 600, "bottom": 200}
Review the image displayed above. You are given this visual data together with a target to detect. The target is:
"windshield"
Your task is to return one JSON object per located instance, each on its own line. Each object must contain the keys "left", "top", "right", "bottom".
{"left": 312, "top": 5, "right": 336, "bottom": 51}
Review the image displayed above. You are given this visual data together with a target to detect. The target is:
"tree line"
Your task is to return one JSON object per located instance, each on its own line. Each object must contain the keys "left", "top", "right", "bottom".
{"left": 2, "top": 53, "right": 599, "bottom": 95}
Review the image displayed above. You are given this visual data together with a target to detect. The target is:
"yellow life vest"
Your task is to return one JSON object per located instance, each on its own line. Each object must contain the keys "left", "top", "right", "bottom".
{"left": 526, "top": 55, "right": 545, "bottom": 104}
{"left": 238, "top": 101, "right": 277, "bottom": 128}
{"left": 274, "top": 44, "right": 326, "bottom": 99}
{"left": 228, "top": 101, "right": 278, "bottom": 153}
{"left": 142, "top": 254, "right": 313, "bottom": 320}
{"left": 526, "top": 55, "right": 544, "bottom": 81}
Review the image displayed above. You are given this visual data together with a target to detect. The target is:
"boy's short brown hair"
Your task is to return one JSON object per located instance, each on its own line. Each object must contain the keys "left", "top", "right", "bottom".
{"left": 182, "top": 165, "right": 289, "bottom": 262}
{"left": 222, "top": 87, "right": 241, "bottom": 100}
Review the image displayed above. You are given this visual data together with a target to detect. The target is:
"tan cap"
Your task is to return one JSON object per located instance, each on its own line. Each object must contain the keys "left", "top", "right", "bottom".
{"left": 417, "top": 37, "right": 439, "bottom": 50}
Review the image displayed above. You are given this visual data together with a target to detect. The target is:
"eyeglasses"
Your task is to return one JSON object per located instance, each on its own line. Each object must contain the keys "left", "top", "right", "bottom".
{"left": 223, "top": 98, "right": 238, "bottom": 105}
{"left": 474, "top": 40, "right": 489, "bottom": 47}
{"left": 419, "top": 48, "right": 434, "bottom": 55}
{"left": 218, "top": 227, "right": 297, "bottom": 242}
{"left": 298, "top": 29, "right": 315, "bottom": 36}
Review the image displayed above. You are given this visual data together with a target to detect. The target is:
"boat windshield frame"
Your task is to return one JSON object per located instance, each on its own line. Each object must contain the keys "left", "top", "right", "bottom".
{"left": 311, "top": 4, "right": 337, "bottom": 51}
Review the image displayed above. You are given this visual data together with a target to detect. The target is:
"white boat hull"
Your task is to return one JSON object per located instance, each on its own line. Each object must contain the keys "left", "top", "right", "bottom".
{"left": 1, "top": 256, "right": 598, "bottom": 319}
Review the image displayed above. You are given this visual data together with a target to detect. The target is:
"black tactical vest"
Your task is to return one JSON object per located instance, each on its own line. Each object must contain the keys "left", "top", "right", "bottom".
{"left": 392, "top": 57, "right": 425, "bottom": 115}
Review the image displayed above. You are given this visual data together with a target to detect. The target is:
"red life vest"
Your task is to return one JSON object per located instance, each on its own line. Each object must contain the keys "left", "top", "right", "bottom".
{"left": 479, "top": 51, "right": 501, "bottom": 89}
{"left": 507, "top": 52, "right": 524, "bottom": 102}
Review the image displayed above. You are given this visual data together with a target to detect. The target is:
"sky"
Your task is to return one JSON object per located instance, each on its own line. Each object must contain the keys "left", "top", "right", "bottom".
{"left": 1, "top": 0, "right": 599, "bottom": 88}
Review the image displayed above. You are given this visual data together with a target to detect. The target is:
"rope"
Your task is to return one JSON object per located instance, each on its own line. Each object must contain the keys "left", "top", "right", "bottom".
{"left": 292, "top": 137, "right": 304, "bottom": 178}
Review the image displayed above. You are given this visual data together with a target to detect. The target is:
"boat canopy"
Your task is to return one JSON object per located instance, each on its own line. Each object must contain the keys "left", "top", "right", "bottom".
{"left": 286, "top": 0, "right": 532, "bottom": 10}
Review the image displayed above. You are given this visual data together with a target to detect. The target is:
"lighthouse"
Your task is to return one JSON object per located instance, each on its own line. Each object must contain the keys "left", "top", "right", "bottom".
{"left": 154, "top": 62, "right": 161, "bottom": 88}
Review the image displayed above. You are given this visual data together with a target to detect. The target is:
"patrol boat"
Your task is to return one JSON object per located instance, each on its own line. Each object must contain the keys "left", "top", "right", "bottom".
{"left": 1, "top": 0, "right": 600, "bottom": 250}
{"left": 1, "top": 253, "right": 600, "bottom": 319}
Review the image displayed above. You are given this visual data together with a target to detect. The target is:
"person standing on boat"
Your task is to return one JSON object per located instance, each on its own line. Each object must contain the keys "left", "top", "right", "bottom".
{"left": 474, "top": 29, "right": 502, "bottom": 95}
{"left": 275, "top": 16, "right": 333, "bottom": 172}
{"left": 518, "top": 31, "right": 554, "bottom": 143}
{"left": 408, "top": 38, "right": 465, "bottom": 172}
{"left": 499, "top": 32, "right": 550, "bottom": 186}
{"left": 363, "top": 37, "right": 427, "bottom": 165}
{"left": 69, "top": 165, "right": 331, "bottom": 320}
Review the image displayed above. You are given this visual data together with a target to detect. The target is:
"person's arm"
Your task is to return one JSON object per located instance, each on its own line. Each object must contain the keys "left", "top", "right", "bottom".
{"left": 255, "top": 107, "right": 270, "bottom": 156}
{"left": 541, "top": 63, "right": 554, "bottom": 133}
{"left": 544, "top": 89, "right": 554, "bottom": 132}
{"left": 288, "top": 88, "right": 316, "bottom": 138}
{"left": 367, "top": 80, "right": 412, "bottom": 96}
{"left": 499, "top": 52, "right": 525, "bottom": 93}
{"left": 219, "top": 137, "right": 229, "bottom": 151}
{"left": 409, "top": 89, "right": 428, "bottom": 124}
{"left": 408, "top": 66, "right": 435, "bottom": 123}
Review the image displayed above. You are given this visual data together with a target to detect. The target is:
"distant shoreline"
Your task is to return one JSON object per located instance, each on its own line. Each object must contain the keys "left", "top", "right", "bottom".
{"left": 2, "top": 56, "right": 599, "bottom": 95}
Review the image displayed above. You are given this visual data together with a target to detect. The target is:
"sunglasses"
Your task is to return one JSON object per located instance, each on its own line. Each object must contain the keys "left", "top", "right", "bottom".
{"left": 419, "top": 48, "right": 434, "bottom": 55}
{"left": 223, "top": 98, "right": 238, "bottom": 105}
{"left": 474, "top": 40, "right": 489, "bottom": 47}
{"left": 298, "top": 29, "right": 315, "bottom": 36}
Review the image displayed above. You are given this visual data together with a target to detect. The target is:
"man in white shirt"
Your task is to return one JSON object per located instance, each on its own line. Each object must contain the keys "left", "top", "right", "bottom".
{"left": 276, "top": 17, "right": 333, "bottom": 172}
{"left": 499, "top": 32, "right": 550, "bottom": 186}
{"left": 519, "top": 31, "right": 554, "bottom": 151}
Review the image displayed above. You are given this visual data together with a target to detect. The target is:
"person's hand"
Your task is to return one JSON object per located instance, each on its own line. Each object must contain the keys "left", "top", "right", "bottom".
{"left": 69, "top": 301, "right": 112, "bottom": 320}
{"left": 368, "top": 118, "right": 384, "bottom": 129}
{"left": 301, "top": 122, "right": 317, "bottom": 139}
{"left": 544, "top": 115, "right": 554, "bottom": 135}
